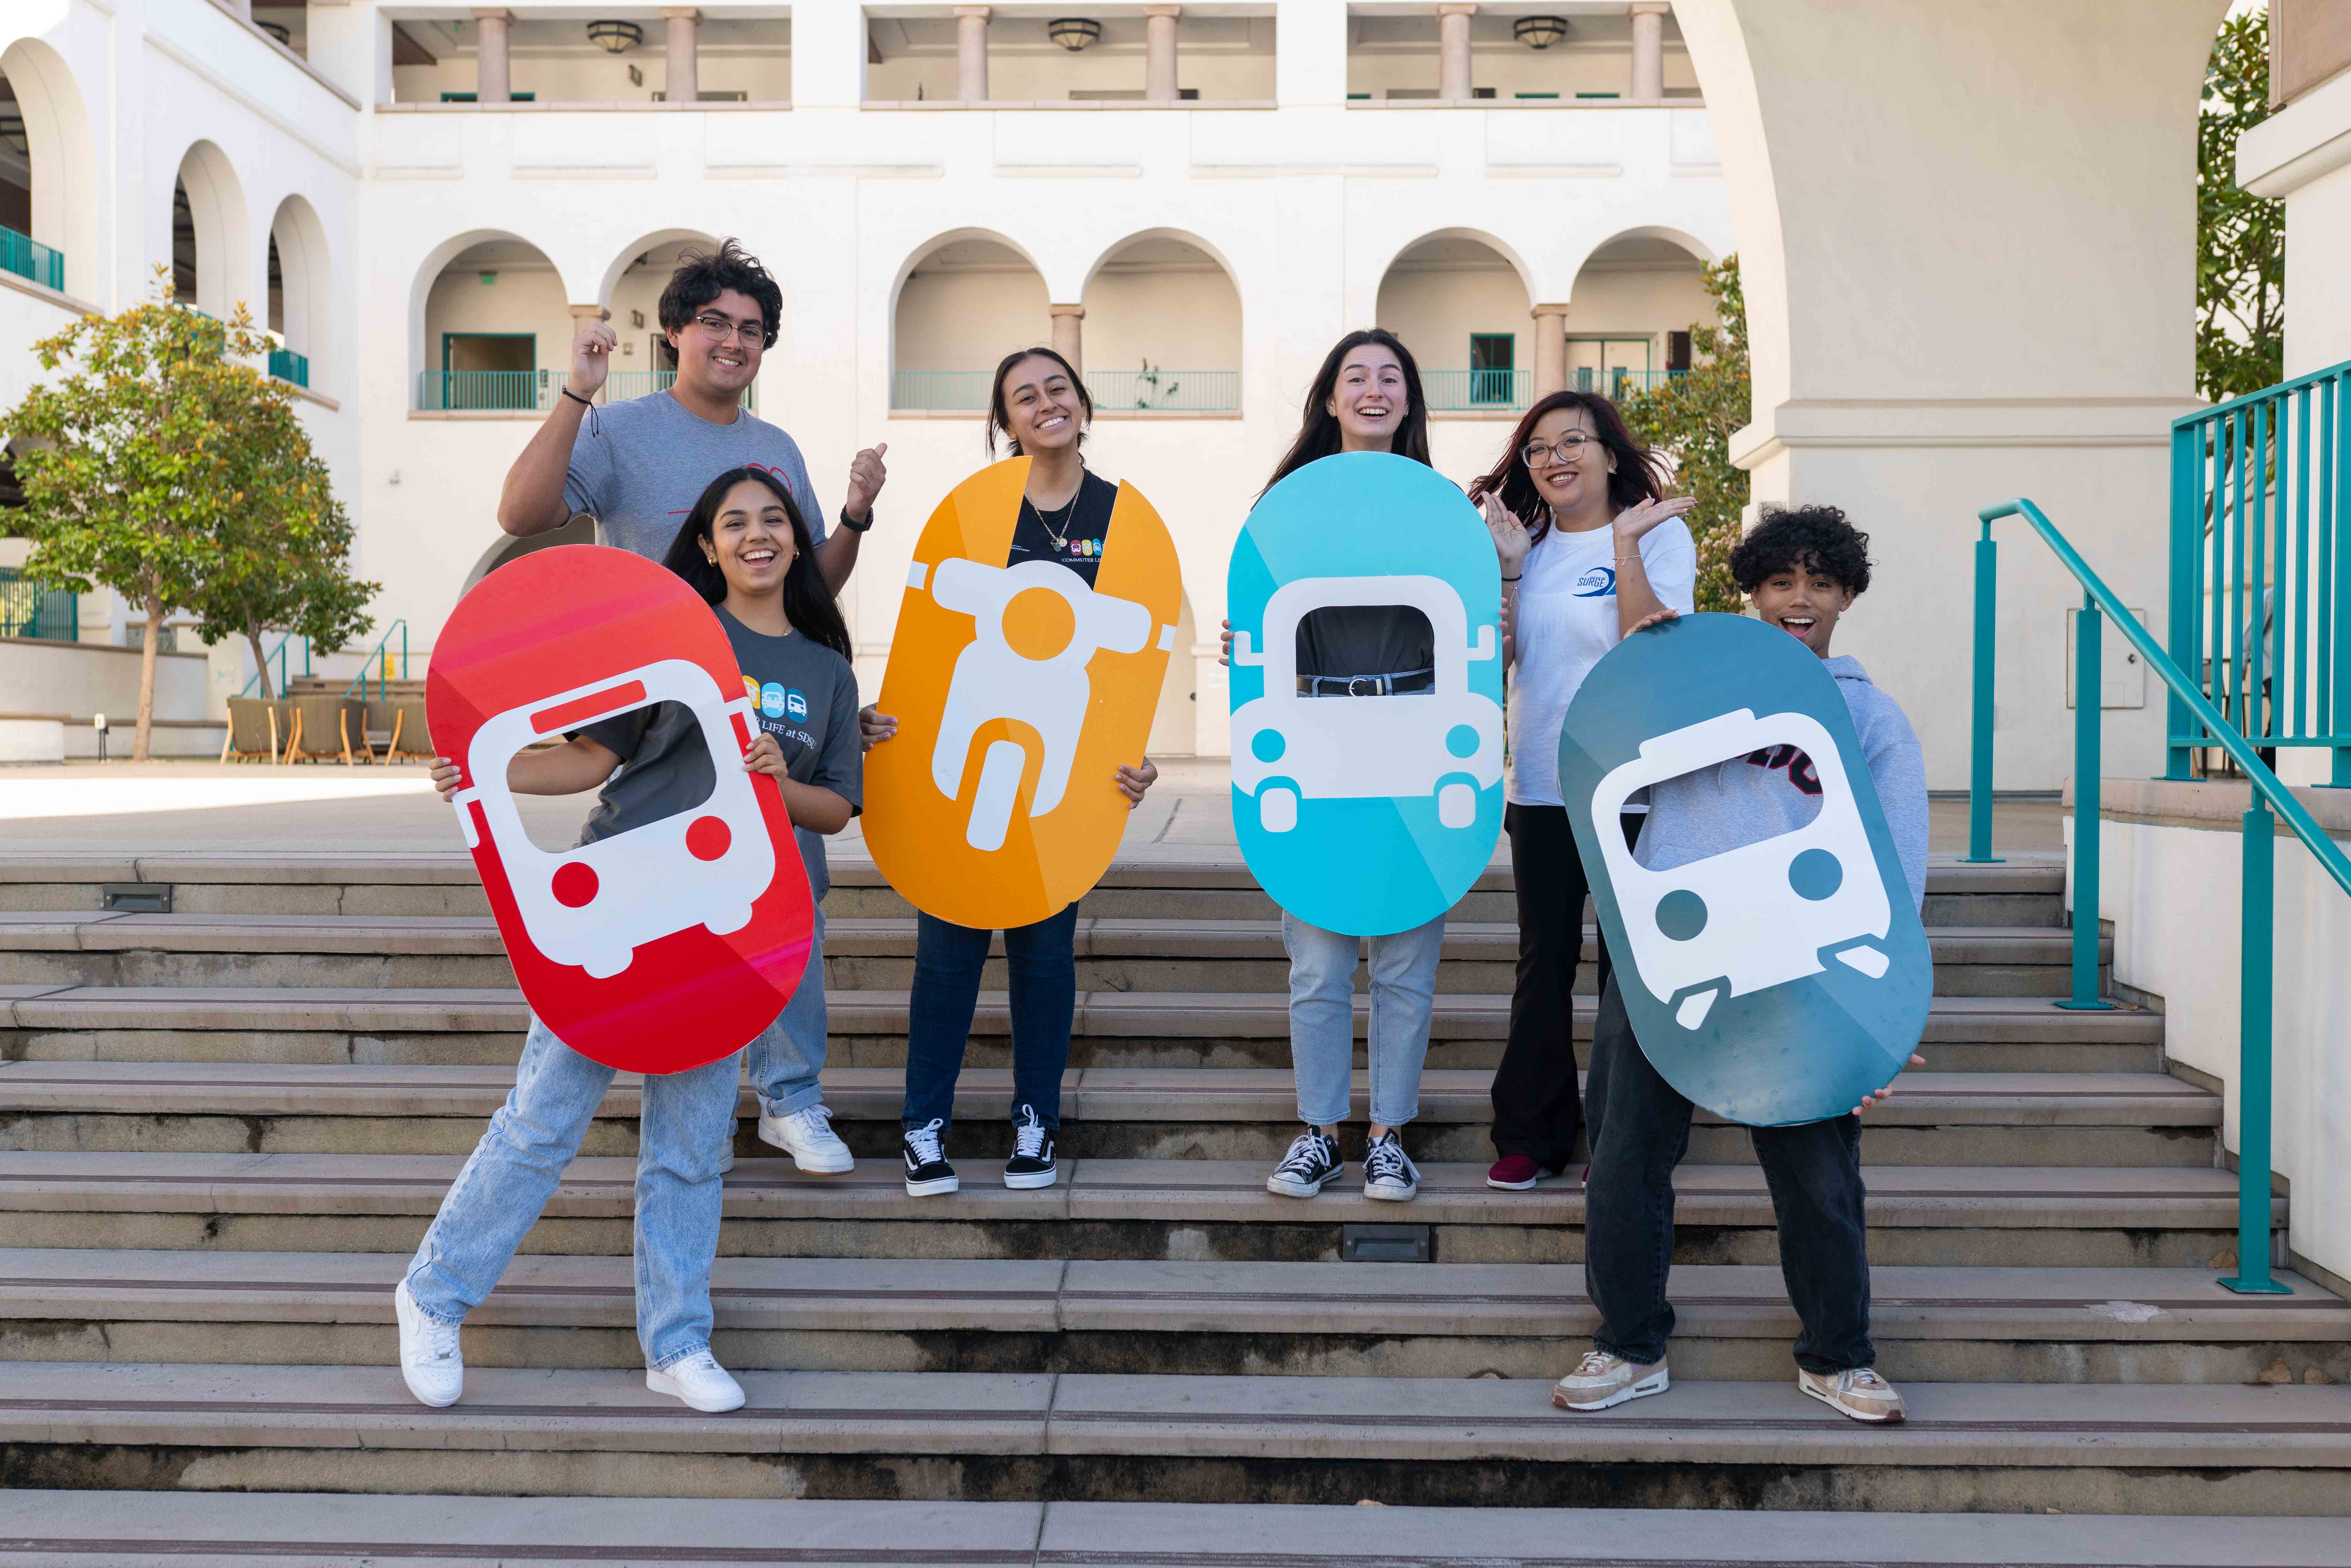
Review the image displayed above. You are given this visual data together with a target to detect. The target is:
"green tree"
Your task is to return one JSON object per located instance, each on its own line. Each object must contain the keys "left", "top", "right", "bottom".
{"left": 1, "top": 267, "right": 377, "bottom": 758}
{"left": 1619, "top": 255, "right": 1750, "bottom": 612}
{"left": 2199, "top": 6, "right": 2283, "bottom": 402}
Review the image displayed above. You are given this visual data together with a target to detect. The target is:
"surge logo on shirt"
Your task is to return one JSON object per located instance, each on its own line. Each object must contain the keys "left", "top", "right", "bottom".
{"left": 1573, "top": 566, "right": 1617, "bottom": 598}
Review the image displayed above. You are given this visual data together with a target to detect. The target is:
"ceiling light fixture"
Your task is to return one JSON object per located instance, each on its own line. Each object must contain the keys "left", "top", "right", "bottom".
{"left": 1512, "top": 15, "right": 1570, "bottom": 49}
{"left": 587, "top": 20, "right": 644, "bottom": 54}
{"left": 1047, "top": 18, "right": 1102, "bottom": 51}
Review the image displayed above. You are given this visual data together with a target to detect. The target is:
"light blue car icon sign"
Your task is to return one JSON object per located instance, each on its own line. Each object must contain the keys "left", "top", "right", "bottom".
{"left": 1230, "top": 573, "right": 1504, "bottom": 835}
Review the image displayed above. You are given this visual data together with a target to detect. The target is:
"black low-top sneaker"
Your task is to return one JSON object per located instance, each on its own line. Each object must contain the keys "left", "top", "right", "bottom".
{"left": 902, "top": 1117, "right": 958, "bottom": 1196}
{"left": 1003, "top": 1104, "right": 1058, "bottom": 1189}
{"left": 1363, "top": 1128, "right": 1421, "bottom": 1201}
{"left": 1265, "top": 1126, "right": 1342, "bottom": 1198}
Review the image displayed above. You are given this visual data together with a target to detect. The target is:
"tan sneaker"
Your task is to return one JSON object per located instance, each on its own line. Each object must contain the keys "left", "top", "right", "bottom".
{"left": 1551, "top": 1349, "right": 1669, "bottom": 1412}
{"left": 1798, "top": 1366, "right": 1906, "bottom": 1423}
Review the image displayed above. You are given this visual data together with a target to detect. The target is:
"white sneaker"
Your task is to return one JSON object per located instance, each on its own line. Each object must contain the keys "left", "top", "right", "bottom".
{"left": 758, "top": 1103, "right": 854, "bottom": 1173}
{"left": 647, "top": 1350, "right": 746, "bottom": 1413}
{"left": 394, "top": 1279, "right": 463, "bottom": 1408}
{"left": 1551, "top": 1349, "right": 1669, "bottom": 1412}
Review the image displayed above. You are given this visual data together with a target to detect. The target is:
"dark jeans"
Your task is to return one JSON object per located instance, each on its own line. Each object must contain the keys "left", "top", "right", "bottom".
{"left": 1583, "top": 977, "right": 1875, "bottom": 1374}
{"left": 901, "top": 903, "right": 1079, "bottom": 1133}
{"left": 1491, "top": 803, "right": 1639, "bottom": 1168}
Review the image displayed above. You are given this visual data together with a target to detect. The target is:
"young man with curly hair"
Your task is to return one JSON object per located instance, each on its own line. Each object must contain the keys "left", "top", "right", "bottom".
{"left": 1552, "top": 504, "right": 1930, "bottom": 1425}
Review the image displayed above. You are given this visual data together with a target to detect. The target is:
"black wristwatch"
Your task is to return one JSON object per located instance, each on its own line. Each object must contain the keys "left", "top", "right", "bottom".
{"left": 839, "top": 506, "right": 873, "bottom": 535}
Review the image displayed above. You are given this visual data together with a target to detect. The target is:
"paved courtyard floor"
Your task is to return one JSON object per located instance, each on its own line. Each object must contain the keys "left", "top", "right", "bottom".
{"left": 0, "top": 758, "right": 2064, "bottom": 858}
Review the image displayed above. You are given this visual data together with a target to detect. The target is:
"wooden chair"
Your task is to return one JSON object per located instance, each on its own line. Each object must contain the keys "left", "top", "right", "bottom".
{"left": 382, "top": 697, "right": 435, "bottom": 763}
{"left": 284, "top": 694, "right": 363, "bottom": 765}
{"left": 220, "top": 696, "right": 288, "bottom": 763}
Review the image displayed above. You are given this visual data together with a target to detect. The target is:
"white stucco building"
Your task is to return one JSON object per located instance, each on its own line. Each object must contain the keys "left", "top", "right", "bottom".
{"left": 0, "top": 0, "right": 1733, "bottom": 759}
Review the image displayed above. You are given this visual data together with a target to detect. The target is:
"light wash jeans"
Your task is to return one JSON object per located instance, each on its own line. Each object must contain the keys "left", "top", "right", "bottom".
{"left": 402, "top": 1016, "right": 742, "bottom": 1370}
{"left": 1282, "top": 910, "right": 1446, "bottom": 1128}
{"left": 749, "top": 901, "right": 826, "bottom": 1119}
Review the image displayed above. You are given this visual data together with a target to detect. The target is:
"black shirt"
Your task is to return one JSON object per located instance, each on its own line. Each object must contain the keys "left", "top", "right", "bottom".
{"left": 1296, "top": 606, "right": 1436, "bottom": 683}
{"left": 1005, "top": 470, "right": 1118, "bottom": 585}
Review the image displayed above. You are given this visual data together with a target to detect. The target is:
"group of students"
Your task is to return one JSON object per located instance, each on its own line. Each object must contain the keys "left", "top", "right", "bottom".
{"left": 392, "top": 237, "right": 1931, "bottom": 1430}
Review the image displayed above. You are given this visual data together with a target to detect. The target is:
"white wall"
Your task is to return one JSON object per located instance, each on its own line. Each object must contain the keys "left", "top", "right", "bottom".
{"left": 0, "top": 637, "right": 212, "bottom": 723}
{"left": 894, "top": 243, "right": 1052, "bottom": 374}
{"left": 1083, "top": 243, "right": 1243, "bottom": 383}
{"left": 1375, "top": 243, "right": 1530, "bottom": 373}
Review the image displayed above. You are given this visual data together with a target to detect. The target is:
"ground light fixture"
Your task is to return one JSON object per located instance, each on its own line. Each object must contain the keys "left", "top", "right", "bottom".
{"left": 1047, "top": 18, "right": 1102, "bottom": 51}
{"left": 587, "top": 20, "right": 644, "bottom": 54}
{"left": 1513, "top": 15, "right": 1570, "bottom": 49}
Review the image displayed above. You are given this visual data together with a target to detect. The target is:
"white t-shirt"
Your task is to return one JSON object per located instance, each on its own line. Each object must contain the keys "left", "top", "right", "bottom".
{"left": 1505, "top": 517, "right": 1698, "bottom": 807}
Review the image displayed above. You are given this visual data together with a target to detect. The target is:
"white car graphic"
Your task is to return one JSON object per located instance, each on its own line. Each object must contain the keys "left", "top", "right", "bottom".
{"left": 1591, "top": 707, "right": 1891, "bottom": 1030}
{"left": 1229, "top": 574, "right": 1503, "bottom": 834}
{"left": 452, "top": 658, "right": 777, "bottom": 979}
{"left": 915, "top": 555, "right": 1173, "bottom": 852}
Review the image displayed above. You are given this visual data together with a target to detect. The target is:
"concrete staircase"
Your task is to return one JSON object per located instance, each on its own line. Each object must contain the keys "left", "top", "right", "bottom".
{"left": 0, "top": 847, "right": 2346, "bottom": 1548}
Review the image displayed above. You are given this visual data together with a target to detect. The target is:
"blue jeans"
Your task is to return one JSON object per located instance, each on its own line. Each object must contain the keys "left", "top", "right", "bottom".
{"left": 749, "top": 901, "right": 826, "bottom": 1119}
{"left": 1583, "top": 977, "right": 1875, "bottom": 1374}
{"left": 902, "top": 904, "right": 1079, "bottom": 1133}
{"left": 1282, "top": 911, "right": 1445, "bottom": 1128}
{"left": 402, "top": 1016, "right": 742, "bottom": 1369}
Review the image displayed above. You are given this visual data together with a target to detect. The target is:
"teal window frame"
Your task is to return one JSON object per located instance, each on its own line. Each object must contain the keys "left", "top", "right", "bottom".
{"left": 441, "top": 332, "right": 536, "bottom": 374}
{"left": 1468, "top": 332, "right": 1517, "bottom": 406}
{"left": 1575, "top": 91, "right": 1620, "bottom": 99}
{"left": 1515, "top": 92, "right": 1559, "bottom": 99}
{"left": 440, "top": 91, "right": 536, "bottom": 102}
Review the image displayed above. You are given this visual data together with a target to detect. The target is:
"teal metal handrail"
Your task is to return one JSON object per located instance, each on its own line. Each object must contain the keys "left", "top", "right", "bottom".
{"left": 2167, "top": 358, "right": 2351, "bottom": 782}
{"left": 0, "top": 223, "right": 65, "bottom": 293}
{"left": 268, "top": 347, "right": 310, "bottom": 388}
{"left": 238, "top": 633, "right": 312, "bottom": 698}
{"left": 1967, "top": 496, "right": 2351, "bottom": 1295}
{"left": 342, "top": 619, "right": 410, "bottom": 703}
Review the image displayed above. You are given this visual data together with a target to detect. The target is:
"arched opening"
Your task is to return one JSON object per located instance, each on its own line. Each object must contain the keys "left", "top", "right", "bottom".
{"left": 1148, "top": 588, "right": 1199, "bottom": 757}
{"left": 1080, "top": 234, "right": 1242, "bottom": 412}
{"left": 1564, "top": 231, "right": 1719, "bottom": 398}
{"left": 415, "top": 233, "right": 569, "bottom": 411}
{"left": 0, "top": 40, "right": 97, "bottom": 298}
{"left": 1375, "top": 233, "right": 1535, "bottom": 412}
{"left": 173, "top": 141, "right": 251, "bottom": 320}
{"left": 891, "top": 234, "right": 1048, "bottom": 411}
{"left": 267, "top": 194, "right": 331, "bottom": 392}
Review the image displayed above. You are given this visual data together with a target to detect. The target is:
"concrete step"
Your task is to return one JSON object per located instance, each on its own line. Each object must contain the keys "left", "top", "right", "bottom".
{"left": 1, "top": 1361, "right": 2344, "bottom": 1513}
{"left": 0, "top": 986, "right": 2165, "bottom": 1073}
{"left": 0, "top": 851, "right": 2068, "bottom": 931}
{"left": 0, "top": 912, "right": 2109, "bottom": 998}
{"left": 0, "top": 1061, "right": 2221, "bottom": 1167}
{"left": 6, "top": 1249, "right": 2339, "bottom": 1385}
{"left": 6, "top": 1492, "right": 2349, "bottom": 1566}
{"left": 0, "top": 1153, "right": 2280, "bottom": 1267}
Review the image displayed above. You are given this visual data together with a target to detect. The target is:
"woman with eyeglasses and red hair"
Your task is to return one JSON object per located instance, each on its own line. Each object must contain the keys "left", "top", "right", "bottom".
{"left": 1465, "top": 392, "right": 1696, "bottom": 1193}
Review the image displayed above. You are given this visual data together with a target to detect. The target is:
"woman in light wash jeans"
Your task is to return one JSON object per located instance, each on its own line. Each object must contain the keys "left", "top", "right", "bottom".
{"left": 1221, "top": 329, "right": 1527, "bottom": 1204}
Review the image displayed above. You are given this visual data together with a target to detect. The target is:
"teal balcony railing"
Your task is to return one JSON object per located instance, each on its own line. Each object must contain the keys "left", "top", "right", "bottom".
{"left": 2166, "top": 359, "right": 2351, "bottom": 785}
{"left": 416, "top": 369, "right": 756, "bottom": 413}
{"left": 0, "top": 224, "right": 64, "bottom": 293}
{"left": 0, "top": 568, "right": 78, "bottom": 642}
{"left": 269, "top": 347, "right": 309, "bottom": 388}
{"left": 1423, "top": 369, "right": 1533, "bottom": 412}
{"left": 892, "top": 369, "right": 1236, "bottom": 413}
{"left": 1966, "top": 496, "right": 2351, "bottom": 1297}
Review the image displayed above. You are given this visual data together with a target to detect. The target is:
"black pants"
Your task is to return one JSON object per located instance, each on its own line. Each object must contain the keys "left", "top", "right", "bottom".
{"left": 1490, "top": 803, "right": 1637, "bottom": 1168}
{"left": 1582, "top": 977, "right": 1875, "bottom": 1374}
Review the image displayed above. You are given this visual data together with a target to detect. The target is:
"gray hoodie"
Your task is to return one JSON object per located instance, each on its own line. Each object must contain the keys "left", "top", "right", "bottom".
{"left": 1633, "top": 654, "right": 1929, "bottom": 911}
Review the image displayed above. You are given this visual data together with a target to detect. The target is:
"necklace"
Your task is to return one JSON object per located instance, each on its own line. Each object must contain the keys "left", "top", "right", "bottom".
{"left": 1027, "top": 476, "right": 1084, "bottom": 551}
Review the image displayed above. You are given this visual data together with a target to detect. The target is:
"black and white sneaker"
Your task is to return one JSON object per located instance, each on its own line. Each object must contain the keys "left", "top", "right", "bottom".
{"left": 1265, "top": 1127, "right": 1343, "bottom": 1198}
{"left": 1363, "top": 1129, "right": 1420, "bottom": 1202}
{"left": 902, "top": 1117, "right": 958, "bottom": 1196}
{"left": 1003, "top": 1104, "right": 1058, "bottom": 1189}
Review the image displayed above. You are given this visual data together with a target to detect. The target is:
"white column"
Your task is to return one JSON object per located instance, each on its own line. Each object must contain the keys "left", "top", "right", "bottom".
{"left": 1145, "top": 4, "right": 1182, "bottom": 101}
{"left": 1437, "top": 3, "right": 1476, "bottom": 101}
{"left": 472, "top": 8, "right": 511, "bottom": 103}
{"left": 955, "top": 6, "right": 991, "bottom": 102}
{"left": 1530, "top": 304, "right": 1570, "bottom": 397}
{"left": 663, "top": 7, "right": 700, "bottom": 103}
{"left": 1629, "top": 2, "right": 1670, "bottom": 101}
{"left": 1050, "top": 304, "right": 1085, "bottom": 375}
{"left": 1274, "top": 0, "right": 1347, "bottom": 107}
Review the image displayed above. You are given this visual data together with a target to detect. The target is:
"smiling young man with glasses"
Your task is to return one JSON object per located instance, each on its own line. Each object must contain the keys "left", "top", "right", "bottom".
{"left": 491, "top": 238, "right": 884, "bottom": 1176}
{"left": 496, "top": 238, "right": 885, "bottom": 596}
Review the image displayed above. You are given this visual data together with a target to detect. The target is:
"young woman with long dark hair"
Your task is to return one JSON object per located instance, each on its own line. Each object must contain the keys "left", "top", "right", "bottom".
{"left": 864, "top": 346, "right": 1159, "bottom": 1196}
{"left": 1464, "top": 391, "right": 1694, "bottom": 1192}
{"left": 398, "top": 466, "right": 863, "bottom": 1417}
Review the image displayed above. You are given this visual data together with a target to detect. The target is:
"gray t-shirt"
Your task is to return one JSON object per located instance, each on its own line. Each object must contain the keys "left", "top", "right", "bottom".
{"left": 562, "top": 391, "right": 829, "bottom": 561}
{"left": 577, "top": 608, "right": 862, "bottom": 900}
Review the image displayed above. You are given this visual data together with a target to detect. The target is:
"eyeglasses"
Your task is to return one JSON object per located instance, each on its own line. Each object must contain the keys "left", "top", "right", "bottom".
{"left": 692, "top": 312, "right": 766, "bottom": 347}
{"left": 1521, "top": 434, "right": 1597, "bottom": 467}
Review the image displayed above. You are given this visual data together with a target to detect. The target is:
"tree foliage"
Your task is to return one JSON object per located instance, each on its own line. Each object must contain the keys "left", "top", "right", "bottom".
{"left": 2199, "top": 6, "right": 2284, "bottom": 402}
{"left": 1, "top": 268, "right": 376, "bottom": 756}
{"left": 1618, "top": 255, "right": 1750, "bottom": 612}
